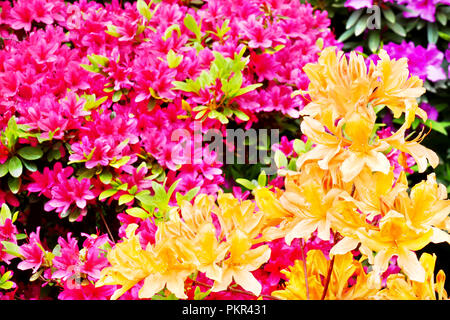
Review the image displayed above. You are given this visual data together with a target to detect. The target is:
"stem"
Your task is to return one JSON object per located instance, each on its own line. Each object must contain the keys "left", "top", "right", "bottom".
{"left": 99, "top": 209, "right": 116, "bottom": 244}
{"left": 299, "top": 239, "right": 310, "bottom": 300}
{"left": 321, "top": 232, "right": 342, "bottom": 300}
{"left": 320, "top": 255, "right": 335, "bottom": 300}
{"left": 192, "top": 280, "right": 281, "bottom": 300}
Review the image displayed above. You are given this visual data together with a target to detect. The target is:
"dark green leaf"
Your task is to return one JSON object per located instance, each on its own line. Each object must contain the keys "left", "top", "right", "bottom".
{"left": 387, "top": 22, "right": 406, "bottom": 37}
{"left": 346, "top": 9, "right": 364, "bottom": 29}
{"left": 382, "top": 8, "right": 396, "bottom": 24}
{"left": 8, "top": 156, "right": 22, "bottom": 178}
{"left": 8, "top": 177, "right": 21, "bottom": 194}
{"left": 17, "top": 146, "right": 43, "bottom": 160}
{"left": 368, "top": 30, "right": 380, "bottom": 53}
{"left": 427, "top": 23, "right": 439, "bottom": 44}
{"left": 355, "top": 15, "right": 369, "bottom": 36}
{"left": 338, "top": 26, "right": 356, "bottom": 42}
{"left": 0, "top": 162, "right": 8, "bottom": 178}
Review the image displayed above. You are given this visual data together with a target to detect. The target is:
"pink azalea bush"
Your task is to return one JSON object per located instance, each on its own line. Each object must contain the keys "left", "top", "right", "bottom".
{"left": 0, "top": 0, "right": 345, "bottom": 300}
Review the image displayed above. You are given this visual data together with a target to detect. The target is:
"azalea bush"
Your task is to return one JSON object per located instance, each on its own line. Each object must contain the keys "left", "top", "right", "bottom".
{"left": 0, "top": 0, "right": 449, "bottom": 300}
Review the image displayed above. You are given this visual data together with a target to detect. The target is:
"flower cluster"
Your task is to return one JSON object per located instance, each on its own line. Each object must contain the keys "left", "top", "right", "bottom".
{"left": 255, "top": 47, "right": 450, "bottom": 298}
{"left": 0, "top": 0, "right": 448, "bottom": 301}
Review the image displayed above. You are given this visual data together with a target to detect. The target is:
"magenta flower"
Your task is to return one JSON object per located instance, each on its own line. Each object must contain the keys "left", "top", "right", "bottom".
{"left": 28, "top": 162, "right": 74, "bottom": 198}
{"left": 397, "top": 0, "right": 450, "bottom": 22}
{"left": 58, "top": 281, "right": 115, "bottom": 300}
{"left": 370, "top": 41, "right": 446, "bottom": 83}
{"left": 52, "top": 233, "right": 80, "bottom": 281}
{"left": 17, "top": 227, "right": 45, "bottom": 273}
{"left": 44, "top": 177, "right": 95, "bottom": 219}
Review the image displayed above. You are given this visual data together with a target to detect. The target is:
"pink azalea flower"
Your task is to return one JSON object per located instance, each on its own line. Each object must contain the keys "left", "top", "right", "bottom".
{"left": 397, "top": 0, "right": 449, "bottom": 22}
{"left": 58, "top": 281, "right": 115, "bottom": 300}
{"left": 44, "top": 177, "right": 95, "bottom": 219}
{"left": 17, "top": 227, "right": 45, "bottom": 273}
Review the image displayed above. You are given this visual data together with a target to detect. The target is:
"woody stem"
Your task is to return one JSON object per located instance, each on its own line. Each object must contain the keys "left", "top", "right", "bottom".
{"left": 99, "top": 209, "right": 115, "bottom": 244}
{"left": 320, "top": 255, "right": 335, "bottom": 300}
{"left": 321, "top": 232, "right": 342, "bottom": 300}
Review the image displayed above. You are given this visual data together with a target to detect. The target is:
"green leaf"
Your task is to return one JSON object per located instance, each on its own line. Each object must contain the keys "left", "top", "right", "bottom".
{"left": 236, "top": 178, "right": 256, "bottom": 190}
{"left": 354, "top": 15, "right": 369, "bottom": 36}
{"left": 175, "top": 186, "right": 200, "bottom": 205}
{"left": 257, "top": 171, "right": 267, "bottom": 187}
{"left": 99, "top": 188, "right": 118, "bottom": 201}
{"left": 425, "top": 120, "right": 450, "bottom": 136}
{"left": 109, "top": 156, "right": 130, "bottom": 169}
{"left": 8, "top": 156, "right": 22, "bottom": 178}
{"left": 68, "top": 209, "right": 81, "bottom": 222}
{"left": 193, "top": 286, "right": 211, "bottom": 300}
{"left": 162, "top": 24, "right": 181, "bottom": 41}
{"left": 274, "top": 150, "right": 288, "bottom": 168}
{"left": 22, "top": 159, "right": 37, "bottom": 172}
{"left": 118, "top": 194, "right": 135, "bottom": 205}
{"left": 167, "top": 49, "right": 183, "bottom": 68}
{"left": 0, "top": 281, "right": 13, "bottom": 290}
{"left": 0, "top": 271, "right": 12, "bottom": 284}
{"left": 438, "top": 31, "right": 450, "bottom": 41}
{"left": 0, "top": 203, "right": 11, "bottom": 223}
{"left": 0, "top": 162, "right": 8, "bottom": 178}
{"left": 15, "top": 233, "right": 27, "bottom": 240}
{"left": 87, "top": 54, "right": 109, "bottom": 68}
{"left": 126, "top": 207, "right": 149, "bottom": 219}
{"left": 346, "top": 9, "right": 364, "bottom": 29}
{"left": 137, "top": 0, "right": 153, "bottom": 21}
{"left": 80, "top": 63, "right": 99, "bottom": 73}
{"left": 184, "top": 14, "right": 202, "bottom": 41}
{"left": 112, "top": 90, "right": 122, "bottom": 102}
{"left": 437, "top": 12, "right": 447, "bottom": 26}
{"left": 387, "top": 22, "right": 406, "bottom": 37}
{"left": 233, "top": 109, "right": 249, "bottom": 121}
{"left": 1, "top": 241, "right": 22, "bottom": 257}
{"left": 293, "top": 139, "right": 306, "bottom": 155}
{"left": 382, "top": 8, "right": 396, "bottom": 24}
{"left": 235, "top": 83, "right": 262, "bottom": 97}
{"left": 337, "top": 26, "right": 356, "bottom": 42}
{"left": 17, "top": 146, "right": 43, "bottom": 160}
{"left": 8, "top": 177, "right": 21, "bottom": 194}
{"left": 368, "top": 30, "right": 380, "bottom": 53}
{"left": 29, "top": 268, "right": 44, "bottom": 282}
{"left": 99, "top": 170, "right": 113, "bottom": 185}
{"left": 427, "top": 23, "right": 439, "bottom": 44}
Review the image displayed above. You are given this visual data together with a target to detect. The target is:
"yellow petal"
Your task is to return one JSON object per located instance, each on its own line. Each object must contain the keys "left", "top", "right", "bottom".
{"left": 233, "top": 270, "right": 262, "bottom": 297}
{"left": 397, "top": 247, "right": 426, "bottom": 283}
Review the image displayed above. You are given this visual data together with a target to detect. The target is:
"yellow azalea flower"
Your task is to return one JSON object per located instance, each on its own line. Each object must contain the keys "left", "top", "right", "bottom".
{"left": 372, "top": 50, "right": 426, "bottom": 120}
{"left": 254, "top": 187, "right": 293, "bottom": 227}
{"left": 352, "top": 168, "right": 408, "bottom": 218}
{"left": 212, "top": 229, "right": 271, "bottom": 296}
{"left": 382, "top": 125, "right": 439, "bottom": 173}
{"left": 280, "top": 174, "right": 343, "bottom": 244}
{"left": 296, "top": 116, "right": 343, "bottom": 172}
{"left": 340, "top": 111, "right": 391, "bottom": 182}
{"left": 376, "top": 253, "right": 448, "bottom": 300}
{"left": 327, "top": 200, "right": 374, "bottom": 260}
{"left": 96, "top": 224, "right": 160, "bottom": 300}
{"left": 215, "top": 192, "right": 265, "bottom": 241}
{"left": 139, "top": 241, "right": 197, "bottom": 299}
{"left": 192, "top": 222, "right": 229, "bottom": 281}
{"left": 302, "top": 48, "right": 378, "bottom": 122}
{"left": 272, "top": 250, "right": 378, "bottom": 300}
{"left": 402, "top": 173, "right": 450, "bottom": 234}
{"left": 356, "top": 211, "right": 433, "bottom": 282}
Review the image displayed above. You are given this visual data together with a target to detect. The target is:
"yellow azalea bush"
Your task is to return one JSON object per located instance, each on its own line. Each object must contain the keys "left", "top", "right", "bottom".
{"left": 96, "top": 47, "right": 450, "bottom": 300}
